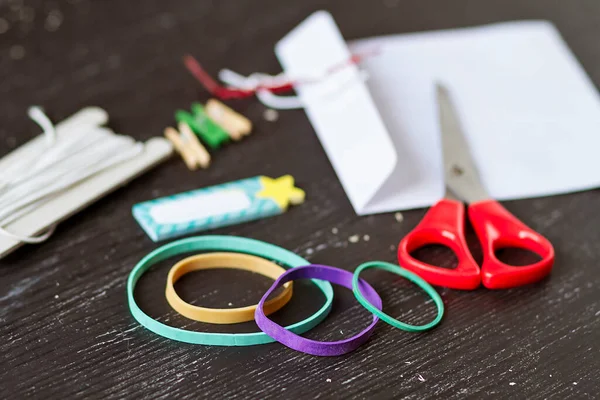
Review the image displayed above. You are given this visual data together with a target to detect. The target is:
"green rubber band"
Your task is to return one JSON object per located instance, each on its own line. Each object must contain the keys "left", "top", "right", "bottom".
{"left": 352, "top": 261, "right": 444, "bottom": 332}
{"left": 127, "top": 236, "right": 334, "bottom": 346}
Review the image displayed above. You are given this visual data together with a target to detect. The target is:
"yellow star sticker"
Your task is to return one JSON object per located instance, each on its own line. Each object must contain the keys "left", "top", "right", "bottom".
{"left": 256, "top": 175, "right": 306, "bottom": 210}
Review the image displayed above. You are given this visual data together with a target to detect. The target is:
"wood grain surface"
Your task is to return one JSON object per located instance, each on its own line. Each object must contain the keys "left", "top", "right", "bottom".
{"left": 1, "top": 0, "right": 599, "bottom": 398}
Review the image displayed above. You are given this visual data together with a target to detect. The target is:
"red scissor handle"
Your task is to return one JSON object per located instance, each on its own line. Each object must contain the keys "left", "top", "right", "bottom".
{"left": 397, "top": 199, "right": 481, "bottom": 290}
{"left": 469, "top": 199, "right": 555, "bottom": 289}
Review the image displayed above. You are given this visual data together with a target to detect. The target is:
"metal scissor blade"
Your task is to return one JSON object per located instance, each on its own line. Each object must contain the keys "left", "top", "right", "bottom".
{"left": 437, "top": 84, "right": 489, "bottom": 203}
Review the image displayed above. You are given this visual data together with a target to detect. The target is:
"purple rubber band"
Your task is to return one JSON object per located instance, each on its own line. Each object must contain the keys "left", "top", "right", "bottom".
{"left": 255, "top": 264, "right": 383, "bottom": 356}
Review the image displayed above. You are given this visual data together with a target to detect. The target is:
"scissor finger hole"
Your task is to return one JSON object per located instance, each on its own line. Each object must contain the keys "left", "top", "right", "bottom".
{"left": 411, "top": 244, "right": 458, "bottom": 269}
{"left": 494, "top": 247, "right": 542, "bottom": 266}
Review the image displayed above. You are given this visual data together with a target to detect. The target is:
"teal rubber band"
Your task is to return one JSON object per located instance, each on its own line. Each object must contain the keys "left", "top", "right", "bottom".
{"left": 127, "top": 236, "right": 334, "bottom": 346}
{"left": 352, "top": 261, "right": 444, "bottom": 332}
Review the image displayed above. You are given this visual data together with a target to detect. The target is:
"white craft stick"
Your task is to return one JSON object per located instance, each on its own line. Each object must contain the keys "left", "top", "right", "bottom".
{"left": 0, "top": 107, "right": 173, "bottom": 259}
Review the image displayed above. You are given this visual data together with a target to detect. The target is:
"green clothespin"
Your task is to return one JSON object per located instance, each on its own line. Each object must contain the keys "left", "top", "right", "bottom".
{"left": 175, "top": 103, "right": 230, "bottom": 149}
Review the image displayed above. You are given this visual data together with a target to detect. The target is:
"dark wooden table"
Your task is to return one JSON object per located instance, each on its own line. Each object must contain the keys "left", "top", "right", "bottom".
{"left": 1, "top": 0, "right": 599, "bottom": 398}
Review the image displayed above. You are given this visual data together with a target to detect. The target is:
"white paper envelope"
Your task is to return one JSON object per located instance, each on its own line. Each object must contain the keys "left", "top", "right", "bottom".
{"left": 276, "top": 11, "right": 600, "bottom": 215}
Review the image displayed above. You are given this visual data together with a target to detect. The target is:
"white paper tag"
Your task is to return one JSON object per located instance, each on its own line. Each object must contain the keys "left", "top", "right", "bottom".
{"left": 149, "top": 189, "right": 251, "bottom": 224}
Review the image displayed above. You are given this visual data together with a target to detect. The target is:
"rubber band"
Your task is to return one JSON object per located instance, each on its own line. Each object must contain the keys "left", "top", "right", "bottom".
{"left": 165, "top": 252, "right": 293, "bottom": 324}
{"left": 255, "top": 264, "right": 382, "bottom": 356}
{"left": 352, "top": 261, "right": 444, "bottom": 332}
{"left": 127, "top": 236, "right": 334, "bottom": 346}
{"left": 0, "top": 224, "right": 56, "bottom": 243}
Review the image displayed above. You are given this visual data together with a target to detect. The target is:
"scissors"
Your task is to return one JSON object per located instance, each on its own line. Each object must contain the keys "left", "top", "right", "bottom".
{"left": 397, "top": 84, "right": 555, "bottom": 290}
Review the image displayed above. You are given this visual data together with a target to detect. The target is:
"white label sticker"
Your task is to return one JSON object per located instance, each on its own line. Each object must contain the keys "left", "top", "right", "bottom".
{"left": 149, "top": 189, "right": 252, "bottom": 224}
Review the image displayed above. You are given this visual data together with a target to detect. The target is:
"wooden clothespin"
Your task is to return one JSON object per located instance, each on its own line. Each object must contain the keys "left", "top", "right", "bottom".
{"left": 178, "top": 121, "right": 210, "bottom": 169}
{"left": 164, "top": 123, "right": 211, "bottom": 170}
{"left": 205, "top": 99, "right": 252, "bottom": 141}
{"left": 175, "top": 103, "right": 229, "bottom": 149}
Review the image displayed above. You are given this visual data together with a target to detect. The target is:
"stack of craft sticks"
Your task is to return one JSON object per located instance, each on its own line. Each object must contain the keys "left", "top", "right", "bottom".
{"left": 164, "top": 99, "right": 252, "bottom": 170}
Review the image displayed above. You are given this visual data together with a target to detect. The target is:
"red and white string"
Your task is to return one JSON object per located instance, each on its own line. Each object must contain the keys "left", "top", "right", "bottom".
{"left": 183, "top": 50, "right": 378, "bottom": 109}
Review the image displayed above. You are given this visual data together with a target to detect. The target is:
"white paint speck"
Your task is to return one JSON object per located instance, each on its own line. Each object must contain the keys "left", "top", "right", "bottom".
{"left": 549, "top": 374, "right": 552, "bottom": 377}
{"left": 339, "top": 330, "right": 343, "bottom": 335}
{"left": 363, "top": 234, "right": 370, "bottom": 242}
{"left": 306, "top": 248, "right": 314, "bottom": 255}
{"left": 349, "top": 235, "right": 360, "bottom": 243}
{"left": 0, "top": 18, "right": 10, "bottom": 34}
{"left": 263, "top": 109, "right": 279, "bottom": 122}
{"left": 331, "top": 227, "right": 338, "bottom": 234}
{"left": 405, "top": 361, "right": 411, "bottom": 364}
{"left": 158, "top": 13, "right": 175, "bottom": 29}
{"left": 45, "top": 9, "right": 63, "bottom": 32}
{"left": 395, "top": 212, "right": 404, "bottom": 222}
{"left": 573, "top": 382, "right": 577, "bottom": 385}
{"left": 228, "top": 302, "right": 233, "bottom": 306}
{"left": 9, "top": 45, "right": 25, "bottom": 60}
{"left": 54, "top": 294, "right": 59, "bottom": 299}
{"left": 509, "top": 382, "right": 516, "bottom": 386}
{"left": 326, "top": 378, "right": 331, "bottom": 383}
{"left": 595, "top": 310, "right": 600, "bottom": 316}
{"left": 417, "top": 374, "right": 425, "bottom": 382}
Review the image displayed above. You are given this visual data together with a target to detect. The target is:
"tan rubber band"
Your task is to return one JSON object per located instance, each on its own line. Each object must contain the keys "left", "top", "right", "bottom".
{"left": 166, "top": 252, "right": 293, "bottom": 324}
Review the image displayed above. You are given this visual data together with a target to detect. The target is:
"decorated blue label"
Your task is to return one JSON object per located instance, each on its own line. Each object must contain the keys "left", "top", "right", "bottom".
{"left": 132, "top": 176, "right": 304, "bottom": 242}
